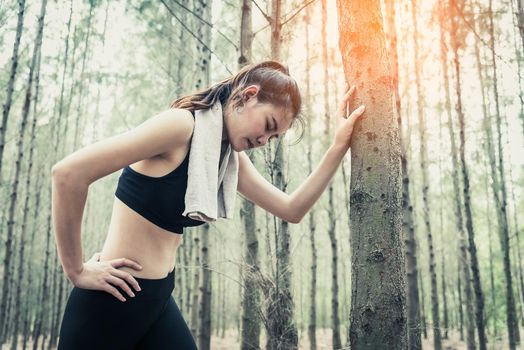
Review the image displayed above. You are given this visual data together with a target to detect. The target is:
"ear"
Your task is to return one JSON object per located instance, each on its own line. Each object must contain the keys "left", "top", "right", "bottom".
{"left": 242, "top": 85, "right": 259, "bottom": 104}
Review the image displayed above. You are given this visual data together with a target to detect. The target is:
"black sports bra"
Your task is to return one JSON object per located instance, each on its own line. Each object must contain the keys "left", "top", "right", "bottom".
{"left": 114, "top": 111, "right": 205, "bottom": 234}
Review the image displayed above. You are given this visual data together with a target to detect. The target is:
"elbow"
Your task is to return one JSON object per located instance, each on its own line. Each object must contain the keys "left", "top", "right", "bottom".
{"left": 285, "top": 211, "right": 303, "bottom": 224}
{"left": 52, "top": 163, "right": 68, "bottom": 179}
{"left": 287, "top": 216, "right": 302, "bottom": 224}
{"left": 51, "top": 163, "right": 76, "bottom": 187}
{"left": 284, "top": 198, "right": 304, "bottom": 224}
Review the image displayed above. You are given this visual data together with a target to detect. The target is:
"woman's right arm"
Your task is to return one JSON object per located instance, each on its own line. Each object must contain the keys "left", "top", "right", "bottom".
{"left": 51, "top": 108, "right": 194, "bottom": 299}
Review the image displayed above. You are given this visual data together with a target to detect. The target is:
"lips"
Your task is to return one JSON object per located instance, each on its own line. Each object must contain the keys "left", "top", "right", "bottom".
{"left": 246, "top": 138, "right": 254, "bottom": 149}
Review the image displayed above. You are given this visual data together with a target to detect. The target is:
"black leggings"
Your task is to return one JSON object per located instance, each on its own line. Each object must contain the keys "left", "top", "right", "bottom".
{"left": 57, "top": 268, "right": 197, "bottom": 350}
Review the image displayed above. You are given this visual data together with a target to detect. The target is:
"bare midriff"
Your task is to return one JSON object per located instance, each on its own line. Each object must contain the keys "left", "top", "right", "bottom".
{"left": 98, "top": 197, "right": 183, "bottom": 280}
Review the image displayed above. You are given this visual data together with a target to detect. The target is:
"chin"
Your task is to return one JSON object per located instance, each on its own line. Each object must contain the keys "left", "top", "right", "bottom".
{"left": 230, "top": 140, "right": 243, "bottom": 152}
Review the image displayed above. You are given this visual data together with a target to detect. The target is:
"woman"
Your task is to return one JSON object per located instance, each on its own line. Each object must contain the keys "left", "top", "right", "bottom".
{"left": 52, "top": 60, "right": 364, "bottom": 349}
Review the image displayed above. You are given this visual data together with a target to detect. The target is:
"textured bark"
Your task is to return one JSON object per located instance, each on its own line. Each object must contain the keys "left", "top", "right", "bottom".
{"left": 304, "top": 4, "right": 317, "bottom": 350}
{"left": 90, "top": 0, "right": 109, "bottom": 144}
{"left": 440, "top": 2, "right": 477, "bottom": 348}
{"left": 516, "top": 0, "right": 524, "bottom": 59}
{"left": 457, "top": 263, "right": 464, "bottom": 341}
{"left": 410, "top": 2, "right": 442, "bottom": 348}
{"left": 238, "top": 1, "right": 261, "bottom": 348}
{"left": 22, "top": 38, "right": 43, "bottom": 350}
{"left": 194, "top": 0, "right": 211, "bottom": 90}
{"left": 184, "top": 237, "right": 192, "bottom": 316}
{"left": 32, "top": 213, "right": 53, "bottom": 350}
{"left": 264, "top": 1, "right": 298, "bottom": 349}
{"left": 71, "top": 0, "right": 94, "bottom": 152}
{"left": 10, "top": 1, "right": 48, "bottom": 348}
{"left": 417, "top": 268, "right": 427, "bottom": 339}
{"left": 190, "top": 233, "right": 201, "bottom": 341}
{"left": 199, "top": 224, "right": 212, "bottom": 350}
{"left": 0, "top": 0, "right": 26, "bottom": 188}
{"left": 486, "top": 0, "right": 519, "bottom": 347}
{"left": 384, "top": 1, "right": 421, "bottom": 348}
{"left": 0, "top": 0, "right": 26, "bottom": 343}
{"left": 240, "top": 166, "right": 262, "bottom": 350}
{"left": 197, "top": 2, "right": 212, "bottom": 347}
{"left": 321, "top": 1, "right": 341, "bottom": 348}
{"left": 337, "top": 1, "right": 406, "bottom": 348}
{"left": 453, "top": 29, "right": 487, "bottom": 350}
{"left": 483, "top": 162, "right": 498, "bottom": 337}
{"left": 511, "top": 0, "right": 524, "bottom": 140}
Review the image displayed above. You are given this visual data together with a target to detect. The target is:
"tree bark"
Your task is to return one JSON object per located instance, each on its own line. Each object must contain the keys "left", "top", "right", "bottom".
{"left": 0, "top": 0, "right": 26, "bottom": 343}
{"left": 337, "top": 1, "right": 406, "bottom": 348}
{"left": 486, "top": 0, "right": 519, "bottom": 346}
{"left": 384, "top": 1, "right": 422, "bottom": 348}
{"left": 304, "top": 4, "right": 317, "bottom": 349}
{"left": 10, "top": 1, "right": 48, "bottom": 348}
{"left": 238, "top": 1, "right": 262, "bottom": 348}
{"left": 321, "top": 1, "right": 342, "bottom": 348}
{"left": 410, "top": 1, "right": 442, "bottom": 348}
{"left": 198, "top": 224, "right": 212, "bottom": 350}
{"left": 190, "top": 233, "right": 201, "bottom": 342}
{"left": 440, "top": 2, "right": 477, "bottom": 348}
{"left": 452, "top": 24, "right": 487, "bottom": 350}
{"left": 265, "top": 1, "right": 298, "bottom": 349}
{"left": 0, "top": 0, "right": 26, "bottom": 189}
{"left": 515, "top": 0, "right": 524, "bottom": 59}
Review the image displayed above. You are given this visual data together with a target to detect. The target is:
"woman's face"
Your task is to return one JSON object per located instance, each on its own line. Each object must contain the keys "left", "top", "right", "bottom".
{"left": 224, "top": 85, "right": 294, "bottom": 152}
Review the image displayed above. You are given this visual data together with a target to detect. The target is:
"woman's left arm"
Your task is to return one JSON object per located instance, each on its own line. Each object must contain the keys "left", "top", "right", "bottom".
{"left": 237, "top": 85, "right": 365, "bottom": 223}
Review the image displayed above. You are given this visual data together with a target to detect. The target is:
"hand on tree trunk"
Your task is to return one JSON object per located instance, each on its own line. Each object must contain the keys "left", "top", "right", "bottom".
{"left": 334, "top": 84, "right": 365, "bottom": 149}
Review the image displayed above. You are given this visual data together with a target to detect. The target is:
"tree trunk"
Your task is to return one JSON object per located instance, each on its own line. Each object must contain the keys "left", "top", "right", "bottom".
{"left": 515, "top": 0, "right": 524, "bottom": 59}
{"left": 486, "top": 0, "right": 519, "bottom": 346}
{"left": 337, "top": 1, "right": 406, "bottom": 348}
{"left": 0, "top": 0, "right": 26, "bottom": 189}
{"left": 190, "top": 233, "right": 201, "bottom": 342}
{"left": 238, "top": 1, "right": 261, "bottom": 348}
{"left": 410, "top": 1, "right": 442, "bottom": 348}
{"left": 440, "top": 2, "right": 477, "bottom": 348}
{"left": 304, "top": 4, "right": 317, "bottom": 350}
{"left": 384, "top": 1, "right": 422, "bottom": 348}
{"left": 265, "top": 1, "right": 298, "bottom": 349}
{"left": 320, "top": 1, "right": 342, "bottom": 348}
{"left": 452, "top": 21, "right": 487, "bottom": 350}
{"left": 10, "top": 1, "right": 48, "bottom": 348}
{"left": 0, "top": 0, "right": 26, "bottom": 343}
{"left": 199, "top": 224, "right": 212, "bottom": 350}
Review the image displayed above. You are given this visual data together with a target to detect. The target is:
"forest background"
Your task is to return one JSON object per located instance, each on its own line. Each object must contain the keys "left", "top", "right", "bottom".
{"left": 0, "top": 0, "right": 522, "bottom": 349}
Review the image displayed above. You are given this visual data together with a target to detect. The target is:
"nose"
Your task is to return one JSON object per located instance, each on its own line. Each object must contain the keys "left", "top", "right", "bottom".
{"left": 256, "top": 135, "right": 269, "bottom": 146}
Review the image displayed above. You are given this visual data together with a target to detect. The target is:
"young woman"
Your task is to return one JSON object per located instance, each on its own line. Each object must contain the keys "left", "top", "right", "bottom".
{"left": 52, "top": 60, "right": 364, "bottom": 349}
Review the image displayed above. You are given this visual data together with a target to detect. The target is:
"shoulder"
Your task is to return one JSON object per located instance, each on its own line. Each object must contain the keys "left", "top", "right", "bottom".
{"left": 153, "top": 108, "right": 194, "bottom": 142}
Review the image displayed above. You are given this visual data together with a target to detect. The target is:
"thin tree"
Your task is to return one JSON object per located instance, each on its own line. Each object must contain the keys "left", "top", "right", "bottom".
{"left": 238, "top": 0, "right": 262, "bottom": 348}
{"left": 410, "top": 1, "right": 442, "bottom": 347}
{"left": 384, "top": 0, "right": 422, "bottom": 348}
{"left": 304, "top": 3, "right": 318, "bottom": 349}
{"left": 199, "top": 224, "right": 212, "bottom": 350}
{"left": 0, "top": 0, "right": 26, "bottom": 342}
{"left": 0, "top": 0, "right": 26, "bottom": 186}
{"left": 10, "top": 0, "right": 48, "bottom": 348}
{"left": 265, "top": 0, "right": 298, "bottom": 348}
{"left": 487, "top": 0, "right": 519, "bottom": 346}
{"left": 439, "top": 1, "right": 477, "bottom": 348}
{"left": 515, "top": 0, "right": 524, "bottom": 58}
{"left": 320, "top": 0, "right": 342, "bottom": 348}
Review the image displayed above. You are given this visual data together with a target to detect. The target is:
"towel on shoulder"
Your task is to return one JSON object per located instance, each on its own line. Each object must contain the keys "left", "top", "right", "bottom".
{"left": 183, "top": 101, "right": 239, "bottom": 222}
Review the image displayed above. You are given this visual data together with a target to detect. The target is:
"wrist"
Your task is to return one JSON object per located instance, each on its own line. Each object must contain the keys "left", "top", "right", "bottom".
{"left": 329, "top": 142, "right": 350, "bottom": 156}
{"left": 65, "top": 264, "right": 84, "bottom": 283}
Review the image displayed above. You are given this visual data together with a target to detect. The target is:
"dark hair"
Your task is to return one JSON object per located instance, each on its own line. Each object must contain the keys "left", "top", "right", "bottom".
{"left": 170, "top": 60, "right": 304, "bottom": 143}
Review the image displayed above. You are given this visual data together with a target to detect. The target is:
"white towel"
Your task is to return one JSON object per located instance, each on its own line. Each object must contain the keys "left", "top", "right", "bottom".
{"left": 182, "top": 101, "right": 239, "bottom": 222}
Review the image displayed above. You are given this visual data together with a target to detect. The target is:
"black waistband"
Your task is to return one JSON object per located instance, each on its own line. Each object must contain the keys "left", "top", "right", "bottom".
{"left": 127, "top": 268, "right": 175, "bottom": 299}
